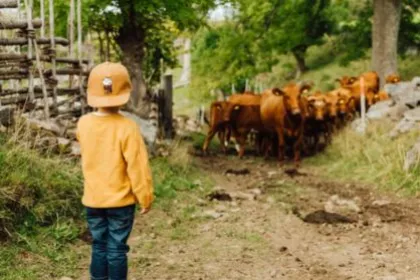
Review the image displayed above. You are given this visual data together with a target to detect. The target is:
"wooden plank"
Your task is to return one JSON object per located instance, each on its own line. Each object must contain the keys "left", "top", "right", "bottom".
{"left": 56, "top": 57, "right": 89, "bottom": 64}
{"left": 0, "top": 53, "right": 50, "bottom": 62}
{"left": 0, "top": 0, "right": 18, "bottom": 8}
{"left": 0, "top": 37, "right": 69, "bottom": 46}
{"left": 0, "top": 19, "right": 42, "bottom": 30}
{"left": 44, "top": 68, "right": 89, "bottom": 76}
{"left": 0, "top": 86, "right": 82, "bottom": 96}
{"left": 162, "top": 74, "right": 173, "bottom": 139}
{"left": 0, "top": 68, "right": 28, "bottom": 75}
{"left": 0, "top": 88, "right": 82, "bottom": 105}
{"left": 49, "top": 0, "right": 57, "bottom": 110}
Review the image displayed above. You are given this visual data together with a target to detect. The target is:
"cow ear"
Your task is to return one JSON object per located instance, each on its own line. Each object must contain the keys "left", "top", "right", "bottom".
{"left": 272, "top": 88, "right": 285, "bottom": 96}
{"left": 349, "top": 77, "right": 357, "bottom": 84}
{"left": 234, "top": 105, "right": 240, "bottom": 110}
{"left": 300, "top": 84, "right": 312, "bottom": 94}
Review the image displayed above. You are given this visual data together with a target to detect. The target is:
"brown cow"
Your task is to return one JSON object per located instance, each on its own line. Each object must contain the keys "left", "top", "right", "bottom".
{"left": 305, "top": 92, "right": 330, "bottom": 152}
{"left": 202, "top": 101, "right": 229, "bottom": 154}
{"left": 224, "top": 94, "right": 264, "bottom": 157}
{"left": 336, "top": 71, "right": 380, "bottom": 111}
{"left": 385, "top": 74, "right": 401, "bottom": 84}
{"left": 260, "top": 83, "right": 311, "bottom": 168}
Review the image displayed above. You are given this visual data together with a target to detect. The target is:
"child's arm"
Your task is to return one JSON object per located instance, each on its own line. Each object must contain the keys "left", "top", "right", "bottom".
{"left": 122, "top": 124, "right": 154, "bottom": 210}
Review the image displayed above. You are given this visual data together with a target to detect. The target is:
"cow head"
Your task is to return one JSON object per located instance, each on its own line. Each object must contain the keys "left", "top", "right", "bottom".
{"left": 385, "top": 74, "right": 401, "bottom": 84}
{"left": 336, "top": 76, "right": 357, "bottom": 88}
{"left": 365, "top": 90, "right": 376, "bottom": 107}
{"left": 223, "top": 101, "right": 241, "bottom": 123}
{"left": 273, "top": 83, "right": 311, "bottom": 116}
{"left": 307, "top": 92, "right": 327, "bottom": 121}
{"left": 210, "top": 101, "right": 228, "bottom": 125}
{"left": 325, "top": 95, "right": 338, "bottom": 118}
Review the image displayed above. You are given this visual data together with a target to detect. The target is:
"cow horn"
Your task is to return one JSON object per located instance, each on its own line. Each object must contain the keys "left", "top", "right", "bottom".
{"left": 272, "top": 88, "right": 284, "bottom": 96}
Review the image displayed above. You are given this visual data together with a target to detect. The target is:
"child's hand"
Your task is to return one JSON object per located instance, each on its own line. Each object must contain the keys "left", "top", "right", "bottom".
{"left": 140, "top": 208, "right": 151, "bottom": 215}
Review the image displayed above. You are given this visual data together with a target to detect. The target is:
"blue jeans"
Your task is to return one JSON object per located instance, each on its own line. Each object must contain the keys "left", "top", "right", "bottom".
{"left": 86, "top": 205, "right": 135, "bottom": 280}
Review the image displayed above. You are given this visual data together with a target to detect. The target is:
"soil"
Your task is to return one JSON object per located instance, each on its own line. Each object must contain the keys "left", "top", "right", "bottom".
{"left": 78, "top": 154, "right": 420, "bottom": 280}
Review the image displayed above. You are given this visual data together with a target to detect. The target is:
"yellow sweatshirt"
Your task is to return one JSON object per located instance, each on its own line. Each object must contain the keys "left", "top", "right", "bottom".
{"left": 76, "top": 112, "right": 153, "bottom": 209}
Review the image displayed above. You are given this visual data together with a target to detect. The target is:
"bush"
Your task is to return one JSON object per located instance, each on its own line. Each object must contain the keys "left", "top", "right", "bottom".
{"left": 0, "top": 136, "right": 83, "bottom": 239}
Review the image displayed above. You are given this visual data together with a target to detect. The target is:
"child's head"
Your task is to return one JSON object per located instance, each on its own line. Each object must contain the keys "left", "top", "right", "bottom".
{"left": 87, "top": 62, "right": 132, "bottom": 109}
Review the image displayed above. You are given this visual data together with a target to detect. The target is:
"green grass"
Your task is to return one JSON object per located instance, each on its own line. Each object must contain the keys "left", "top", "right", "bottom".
{"left": 306, "top": 121, "right": 420, "bottom": 194}
{"left": 0, "top": 133, "right": 213, "bottom": 279}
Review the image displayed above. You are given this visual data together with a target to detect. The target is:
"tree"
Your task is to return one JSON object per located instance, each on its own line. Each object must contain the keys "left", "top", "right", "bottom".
{"left": 234, "top": 0, "right": 334, "bottom": 77}
{"left": 50, "top": 0, "right": 217, "bottom": 117}
{"left": 372, "top": 0, "right": 402, "bottom": 84}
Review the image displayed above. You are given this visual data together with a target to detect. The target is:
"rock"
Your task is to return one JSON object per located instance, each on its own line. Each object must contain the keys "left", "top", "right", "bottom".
{"left": 372, "top": 200, "right": 391, "bottom": 206}
{"left": 27, "top": 118, "right": 64, "bottom": 136}
{"left": 231, "top": 191, "right": 256, "bottom": 201}
{"left": 119, "top": 111, "right": 157, "bottom": 152}
{"left": 389, "top": 116, "right": 420, "bottom": 139}
{"left": 59, "top": 277, "right": 73, "bottom": 280}
{"left": 324, "top": 195, "right": 361, "bottom": 214}
{"left": 203, "top": 210, "right": 223, "bottom": 219}
{"left": 0, "top": 107, "right": 15, "bottom": 127}
{"left": 70, "top": 141, "right": 81, "bottom": 156}
{"left": 351, "top": 118, "right": 369, "bottom": 134}
{"left": 403, "top": 140, "right": 420, "bottom": 171}
{"left": 367, "top": 100, "right": 395, "bottom": 120}
{"left": 379, "top": 276, "right": 397, "bottom": 280}
{"left": 386, "top": 77, "right": 420, "bottom": 108}
{"left": 57, "top": 137, "right": 71, "bottom": 148}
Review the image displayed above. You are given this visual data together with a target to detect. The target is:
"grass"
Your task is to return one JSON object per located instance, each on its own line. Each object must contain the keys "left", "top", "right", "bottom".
{"left": 0, "top": 131, "right": 213, "bottom": 279}
{"left": 306, "top": 121, "right": 420, "bottom": 194}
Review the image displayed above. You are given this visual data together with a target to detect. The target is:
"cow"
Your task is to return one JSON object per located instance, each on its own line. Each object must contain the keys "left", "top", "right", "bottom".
{"left": 305, "top": 92, "right": 330, "bottom": 152}
{"left": 224, "top": 94, "right": 264, "bottom": 157}
{"left": 336, "top": 71, "right": 380, "bottom": 111}
{"left": 260, "top": 83, "right": 311, "bottom": 168}
{"left": 327, "top": 88, "right": 355, "bottom": 127}
{"left": 373, "top": 74, "right": 400, "bottom": 103}
{"left": 385, "top": 74, "right": 401, "bottom": 84}
{"left": 202, "top": 101, "right": 229, "bottom": 154}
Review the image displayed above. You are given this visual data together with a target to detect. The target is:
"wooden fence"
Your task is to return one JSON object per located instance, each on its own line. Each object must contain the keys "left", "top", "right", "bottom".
{"left": 0, "top": 0, "right": 91, "bottom": 120}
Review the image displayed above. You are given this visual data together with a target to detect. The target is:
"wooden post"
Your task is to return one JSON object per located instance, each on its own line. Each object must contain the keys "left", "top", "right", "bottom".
{"left": 231, "top": 84, "right": 236, "bottom": 94}
{"left": 49, "top": 0, "right": 58, "bottom": 110}
{"left": 245, "top": 79, "right": 249, "bottom": 92}
{"left": 68, "top": 0, "right": 75, "bottom": 89}
{"left": 40, "top": 0, "right": 45, "bottom": 37}
{"left": 162, "top": 74, "right": 173, "bottom": 139}
{"left": 360, "top": 77, "right": 366, "bottom": 134}
{"left": 77, "top": 0, "right": 86, "bottom": 114}
{"left": 25, "top": 0, "right": 34, "bottom": 101}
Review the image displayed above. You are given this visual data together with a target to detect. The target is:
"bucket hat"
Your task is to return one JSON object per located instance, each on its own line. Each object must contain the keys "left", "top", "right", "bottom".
{"left": 87, "top": 62, "right": 132, "bottom": 108}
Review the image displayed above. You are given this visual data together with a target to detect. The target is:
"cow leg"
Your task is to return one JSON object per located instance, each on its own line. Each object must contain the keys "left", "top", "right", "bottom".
{"left": 203, "top": 128, "right": 218, "bottom": 154}
{"left": 294, "top": 134, "right": 303, "bottom": 168}
{"left": 217, "top": 129, "right": 226, "bottom": 154}
{"left": 276, "top": 128, "right": 285, "bottom": 166}
{"left": 235, "top": 130, "right": 248, "bottom": 158}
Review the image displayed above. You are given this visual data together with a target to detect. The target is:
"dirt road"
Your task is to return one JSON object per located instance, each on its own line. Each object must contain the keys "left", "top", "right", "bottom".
{"left": 78, "top": 154, "right": 420, "bottom": 280}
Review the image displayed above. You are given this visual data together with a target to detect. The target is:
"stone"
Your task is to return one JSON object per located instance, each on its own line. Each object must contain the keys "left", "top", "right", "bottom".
{"left": 59, "top": 277, "right": 73, "bottom": 280}
{"left": 119, "top": 111, "right": 157, "bottom": 152}
{"left": 27, "top": 118, "right": 63, "bottom": 136}
{"left": 389, "top": 117, "right": 420, "bottom": 139}
{"left": 386, "top": 77, "right": 420, "bottom": 108}
{"left": 0, "top": 107, "right": 15, "bottom": 127}
{"left": 403, "top": 140, "right": 420, "bottom": 171}
{"left": 324, "top": 195, "right": 361, "bottom": 214}
{"left": 203, "top": 210, "right": 223, "bottom": 219}
{"left": 366, "top": 100, "right": 395, "bottom": 120}
{"left": 70, "top": 141, "right": 81, "bottom": 157}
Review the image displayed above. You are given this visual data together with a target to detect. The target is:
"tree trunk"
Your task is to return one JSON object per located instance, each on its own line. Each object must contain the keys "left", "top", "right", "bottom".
{"left": 116, "top": 31, "right": 149, "bottom": 118}
{"left": 372, "top": 0, "right": 402, "bottom": 86}
{"left": 97, "top": 31, "right": 105, "bottom": 61}
{"left": 105, "top": 30, "right": 111, "bottom": 61}
{"left": 292, "top": 47, "right": 308, "bottom": 79}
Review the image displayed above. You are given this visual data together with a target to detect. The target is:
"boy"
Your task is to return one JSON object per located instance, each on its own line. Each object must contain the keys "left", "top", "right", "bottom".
{"left": 77, "top": 62, "right": 154, "bottom": 280}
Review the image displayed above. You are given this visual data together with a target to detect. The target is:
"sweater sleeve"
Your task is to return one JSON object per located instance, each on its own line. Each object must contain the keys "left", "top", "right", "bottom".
{"left": 122, "top": 123, "right": 154, "bottom": 209}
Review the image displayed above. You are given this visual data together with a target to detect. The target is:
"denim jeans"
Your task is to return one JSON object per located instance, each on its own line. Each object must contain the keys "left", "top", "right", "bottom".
{"left": 86, "top": 204, "right": 135, "bottom": 280}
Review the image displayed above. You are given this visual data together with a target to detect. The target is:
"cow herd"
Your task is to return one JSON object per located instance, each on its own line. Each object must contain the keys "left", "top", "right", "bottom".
{"left": 202, "top": 71, "right": 402, "bottom": 168}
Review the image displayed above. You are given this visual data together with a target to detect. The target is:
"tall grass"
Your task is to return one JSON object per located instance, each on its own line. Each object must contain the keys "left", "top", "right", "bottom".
{"left": 307, "top": 120, "right": 420, "bottom": 194}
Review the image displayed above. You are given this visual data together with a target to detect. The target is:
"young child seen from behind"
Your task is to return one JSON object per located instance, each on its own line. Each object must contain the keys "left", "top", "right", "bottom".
{"left": 77, "top": 62, "right": 154, "bottom": 280}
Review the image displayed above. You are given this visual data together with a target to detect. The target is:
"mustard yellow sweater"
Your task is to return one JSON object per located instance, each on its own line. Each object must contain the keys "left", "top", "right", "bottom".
{"left": 77, "top": 113, "right": 153, "bottom": 209}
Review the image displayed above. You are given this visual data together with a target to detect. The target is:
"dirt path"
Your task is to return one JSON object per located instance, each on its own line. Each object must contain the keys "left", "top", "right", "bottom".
{"left": 77, "top": 154, "right": 420, "bottom": 280}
